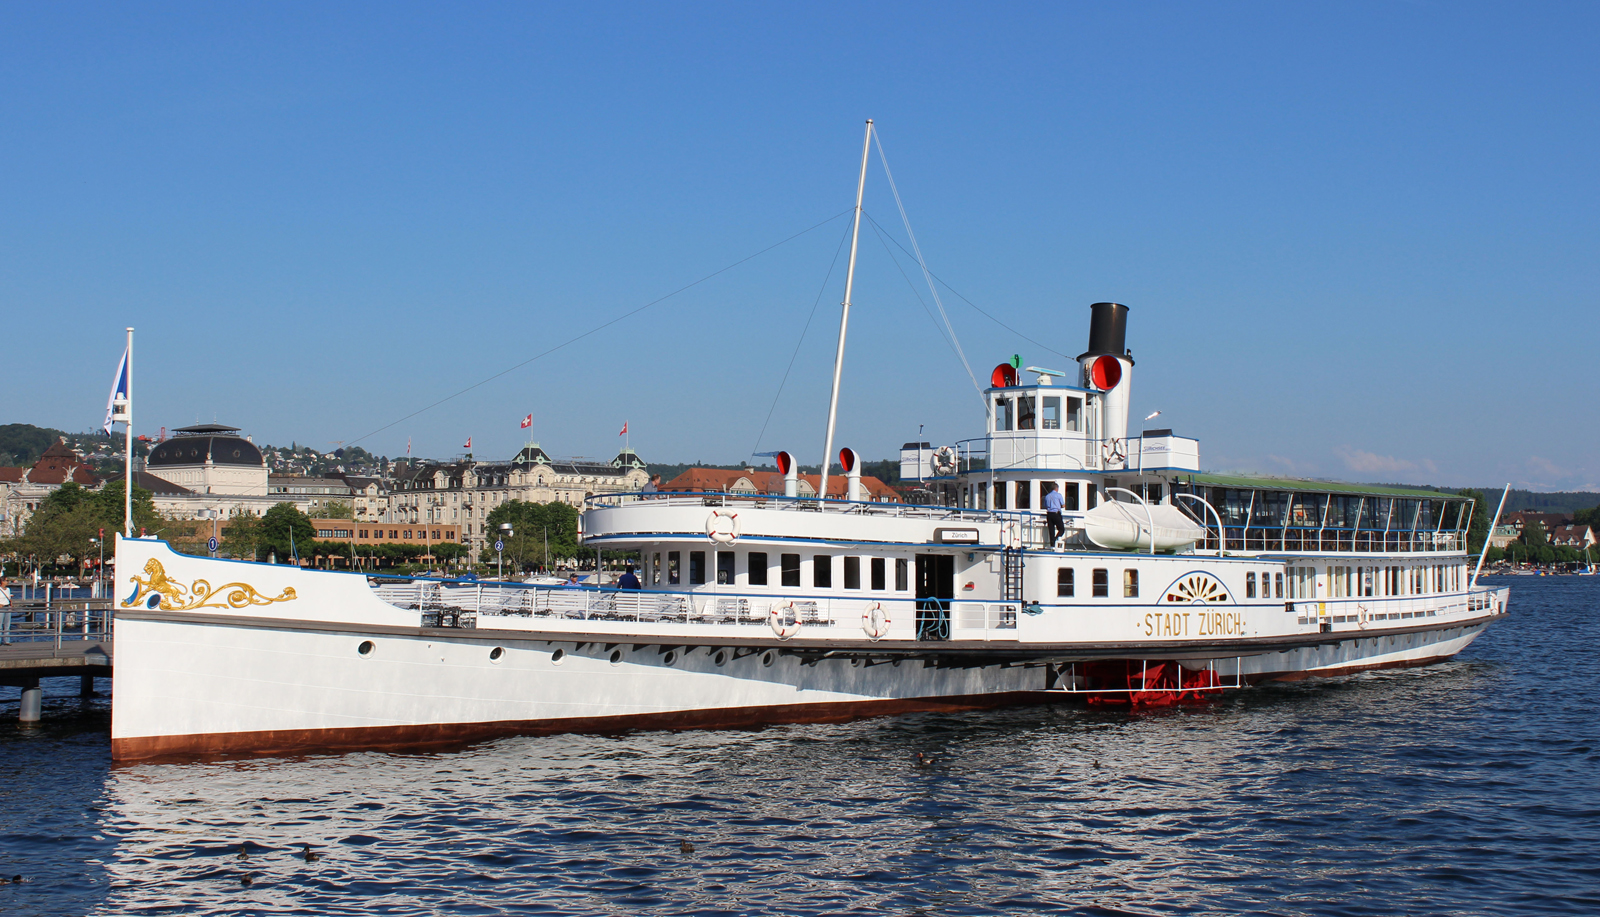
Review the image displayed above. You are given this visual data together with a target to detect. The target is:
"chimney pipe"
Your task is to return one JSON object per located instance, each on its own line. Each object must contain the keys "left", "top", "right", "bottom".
{"left": 777, "top": 451, "right": 799, "bottom": 498}
{"left": 840, "top": 447, "right": 863, "bottom": 502}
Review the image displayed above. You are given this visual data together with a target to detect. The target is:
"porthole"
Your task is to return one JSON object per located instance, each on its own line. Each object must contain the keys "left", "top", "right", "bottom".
{"left": 713, "top": 650, "right": 728, "bottom": 667}
{"left": 551, "top": 648, "right": 566, "bottom": 665}
{"left": 662, "top": 651, "right": 677, "bottom": 666}
{"left": 357, "top": 640, "right": 375, "bottom": 656}
{"left": 761, "top": 651, "right": 776, "bottom": 667}
{"left": 489, "top": 646, "right": 505, "bottom": 663}
{"left": 609, "top": 649, "right": 624, "bottom": 665}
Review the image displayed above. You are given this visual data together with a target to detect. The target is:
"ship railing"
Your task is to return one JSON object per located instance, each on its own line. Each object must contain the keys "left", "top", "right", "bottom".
{"left": 949, "top": 601, "right": 1018, "bottom": 639}
{"left": 1193, "top": 526, "right": 1465, "bottom": 555}
{"left": 585, "top": 490, "right": 1000, "bottom": 524}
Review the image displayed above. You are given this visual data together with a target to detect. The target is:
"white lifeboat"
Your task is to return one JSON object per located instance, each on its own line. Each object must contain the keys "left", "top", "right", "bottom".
{"left": 1082, "top": 500, "right": 1207, "bottom": 552}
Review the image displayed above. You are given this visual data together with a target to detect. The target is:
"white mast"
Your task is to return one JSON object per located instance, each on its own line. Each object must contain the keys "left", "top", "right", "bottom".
{"left": 1470, "top": 483, "right": 1511, "bottom": 589}
{"left": 123, "top": 327, "right": 134, "bottom": 538}
{"left": 819, "top": 119, "right": 872, "bottom": 505}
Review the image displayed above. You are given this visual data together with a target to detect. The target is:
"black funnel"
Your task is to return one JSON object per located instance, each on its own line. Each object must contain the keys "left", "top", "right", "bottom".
{"left": 1078, "top": 302, "right": 1129, "bottom": 360}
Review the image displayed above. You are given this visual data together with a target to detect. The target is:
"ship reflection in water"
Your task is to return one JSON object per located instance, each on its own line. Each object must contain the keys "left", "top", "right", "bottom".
{"left": 68, "top": 582, "right": 1590, "bottom": 917}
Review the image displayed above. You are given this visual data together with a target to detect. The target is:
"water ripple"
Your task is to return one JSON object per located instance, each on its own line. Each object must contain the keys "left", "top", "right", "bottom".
{"left": 1, "top": 576, "right": 1597, "bottom": 915}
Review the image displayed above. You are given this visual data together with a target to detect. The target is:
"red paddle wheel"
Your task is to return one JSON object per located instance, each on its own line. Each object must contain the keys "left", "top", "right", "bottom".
{"left": 1081, "top": 660, "right": 1223, "bottom": 707}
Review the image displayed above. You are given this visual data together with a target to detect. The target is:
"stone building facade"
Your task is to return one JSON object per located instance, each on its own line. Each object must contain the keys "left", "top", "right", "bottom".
{"left": 389, "top": 443, "right": 649, "bottom": 554}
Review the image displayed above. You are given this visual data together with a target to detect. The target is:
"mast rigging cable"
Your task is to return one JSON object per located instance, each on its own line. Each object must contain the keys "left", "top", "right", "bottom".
{"left": 344, "top": 209, "right": 854, "bottom": 450}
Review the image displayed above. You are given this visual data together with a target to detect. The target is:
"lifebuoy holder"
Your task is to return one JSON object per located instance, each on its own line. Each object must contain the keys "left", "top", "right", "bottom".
{"left": 706, "top": 509, "right": 741, "bottom": 544}
{"left": 999, "top": 519, "right": 1023, "bottom": 549}
{"left": 769, "top": 602, "right": 802, "bottom": 639}
{"left": 862, "top": 602, "right": 891, "bottom": 640}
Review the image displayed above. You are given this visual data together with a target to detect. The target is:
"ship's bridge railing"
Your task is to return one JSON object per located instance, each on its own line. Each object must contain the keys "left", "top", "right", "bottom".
{"left": 585, "top": 490, "right": 1002, "bottom": 525}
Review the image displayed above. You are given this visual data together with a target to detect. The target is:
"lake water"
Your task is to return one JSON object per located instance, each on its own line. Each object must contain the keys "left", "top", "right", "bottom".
{"left": 2, "top": 575, "right": 1596, "bottom": 916}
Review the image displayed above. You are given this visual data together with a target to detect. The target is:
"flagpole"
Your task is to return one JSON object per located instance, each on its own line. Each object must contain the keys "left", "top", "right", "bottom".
{"left": 124, "top": 327, "right": 134, "bottom": 538}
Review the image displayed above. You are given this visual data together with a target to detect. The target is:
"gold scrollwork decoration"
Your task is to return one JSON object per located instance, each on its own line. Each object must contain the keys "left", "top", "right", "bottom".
{"left": 122, "top": 558, "right": 297, "bottom": 611}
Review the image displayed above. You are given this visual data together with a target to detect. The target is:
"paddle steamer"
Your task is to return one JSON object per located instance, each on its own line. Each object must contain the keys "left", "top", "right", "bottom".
{"left": 109, "top": 127, "right": 1508, "bottom": 760}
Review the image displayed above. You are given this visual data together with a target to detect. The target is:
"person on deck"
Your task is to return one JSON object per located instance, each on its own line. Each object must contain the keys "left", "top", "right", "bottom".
{"left": 1043, "top": 482, "right": 1066, "bottom": 547}
{"left": 618, "top": 566, "right": 641, "bottom": 589}
{"left": 642, "top": 474, "right": 661, "bottom": 497}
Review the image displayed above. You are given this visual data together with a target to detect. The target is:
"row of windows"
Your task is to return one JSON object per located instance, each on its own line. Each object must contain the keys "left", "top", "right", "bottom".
{"left": 1056, "top": 567, "right": 1139, "bottom": 598}
{"left": 646, "top": 551, "right": 911, "bottom": 591}
{"left": 994, "top": 393, "right": 1084, "bottom": 433}
{"left": 1286, "top": 564, "right": 1464, "bottom": 598}
{"left": 351, "top": 529, "right": 450, "bottom": 541}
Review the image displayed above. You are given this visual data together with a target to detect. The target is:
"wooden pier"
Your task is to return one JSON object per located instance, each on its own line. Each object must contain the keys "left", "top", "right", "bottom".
{"left": 1, "top": 600, "right": 113, "bottom": 721}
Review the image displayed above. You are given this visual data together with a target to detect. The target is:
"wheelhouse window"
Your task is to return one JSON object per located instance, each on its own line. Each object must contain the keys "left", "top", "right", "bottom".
{"left": 748, "top": 552, "right": 768, "bottom": 586}
{"left": 843, "top": 556, "right": 861, "bottom": 590}
{"left": 689, "top": 551, "right": 706, "bottom": 585}
{"left": 781, "top": 553, "right": 801, "bottom": 587}
{"left": 667, "top": 551, "right": 680, "bottom": 586}
{"left": 1057, "top": 567, "right": 1074, "bottom": 597}
{"left": 1041, "top": 396, "right": 1061, "bottom": 430}
{"left": 813, "top": 555, "right": 832, "bottom": 588}
{"left": 1093, "top": 568, "right": 1109, "bottom": 598}
{"left": 1017, "top": 395, "right": 1036, "bottom": 430}
{"left": 1124, "top": 569, "right": 1139, "bottom": 598}
{"left": 995, "top": 396, "right": 1013, "bottom": 432}
{"left": 870, "top": 557, "right": 886, "bottom": 590}
{"left": 895, "top": 558, "right": 909, "bottom": 591}
{"left": 717, "top": 551, "right": 735, "bottom": 585}
{"left": 1066, "top": 396, "right": 1082, "bottom": 431}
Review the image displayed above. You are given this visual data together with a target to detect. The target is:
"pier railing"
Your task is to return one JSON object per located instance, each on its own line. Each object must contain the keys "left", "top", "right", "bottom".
{"left": 0, "top": 601, "right": 114, "bottom": 648}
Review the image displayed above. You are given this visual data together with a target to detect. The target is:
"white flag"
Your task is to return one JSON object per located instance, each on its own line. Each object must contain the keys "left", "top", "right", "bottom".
{"left": 103, "top": 347, "right": 130, "bottom": 435}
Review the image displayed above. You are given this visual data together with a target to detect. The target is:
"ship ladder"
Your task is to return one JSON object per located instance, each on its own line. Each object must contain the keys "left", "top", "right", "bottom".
{"left": 1001, "top": 548, "right": 1025, "bottom": 603}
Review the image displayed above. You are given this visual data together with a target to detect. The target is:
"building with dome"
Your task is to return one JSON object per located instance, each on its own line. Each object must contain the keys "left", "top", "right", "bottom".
{"left": 145, "top": 423, "right": 268, "bottom": 496}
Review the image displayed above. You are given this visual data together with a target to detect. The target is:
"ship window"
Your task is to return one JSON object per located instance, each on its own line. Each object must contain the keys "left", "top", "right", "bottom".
{"left": 689, "top": 551, "right": 706, "bottom": 585}
{"left": 813, "top": 555, "right": 832, "bottom": 588}
{"left": 870, "top": 557, "right": 886, "bottom": 590}
{"left": 843, "top": 556, "right": 861, "bottom": 589}
{"left": 781, "top": 554, "right": 801, "bottom": 587}
{"left": 1124, "top": 569, "right": 1139, "bottom": 598}
{"left": 1041, "top": 396, "right": 1061, "bottom": 430}
{"left": 1093, "top": 568, "right": 1109, "bottom": 597}
{"left": 717, "top": 551, "right": 735, "bottom": 585}
{"left": 995, "top": 396, "right": 1013, "bottom": 432}
{"left": 650, "top": 553, "right": 662, "bottom": 586}
{"left": 748, "top": 552, "right": 768, "bottom": 586}
{"left": 1063, "top": 482, "right": 1079, "bottom": 512}
{"left": 1246, "top": 572, "right": 1256, "bottom": 598}
{"left": 1066, "top": 396, "right": 1082, "bottom": 432}
{"left": 895, "top": 557, "right": 909, "bottom": 591}
{"left": 1275, "top": 572, "right": 1283, "bottom": 598}
{"left": 995, "top": 483, "right": 1008, "bottom": 510}
{"left": 1016, "top": 481, "right": 1031, "bottom": 510}
{"left": 977, "top": 482, "right": 988, "bottom": 510}
{"left": 1087, "top": 483, "right": 1098, "bottom": 508}
{"left": 667, "top": 551, "right": 680, "bottom": 585}
{"left": 1017, "top": 395, "right": 1036, "bottom": 430}
{"left": 1057, "top": 567, "right": 1074, "bottom": 597}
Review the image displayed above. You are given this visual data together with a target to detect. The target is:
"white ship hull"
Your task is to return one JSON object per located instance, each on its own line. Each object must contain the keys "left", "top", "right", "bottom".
{"left": 109, "top": 536, "right": 1506, "bottom": 760}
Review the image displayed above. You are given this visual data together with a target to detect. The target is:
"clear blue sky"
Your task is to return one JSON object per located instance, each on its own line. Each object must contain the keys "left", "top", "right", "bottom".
{"left": 3, "top": 2, "right": 1596, "bottom": 491}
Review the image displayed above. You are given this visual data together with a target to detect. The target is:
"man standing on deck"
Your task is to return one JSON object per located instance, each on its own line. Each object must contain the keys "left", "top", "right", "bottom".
{"left": 1043, "top": 483, "right": 1066, "bottom": 548}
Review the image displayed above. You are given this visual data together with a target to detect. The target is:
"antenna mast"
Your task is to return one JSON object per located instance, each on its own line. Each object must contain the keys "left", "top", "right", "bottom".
{"left": 819, "top": 119, "right": 872, "bottom": 505}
